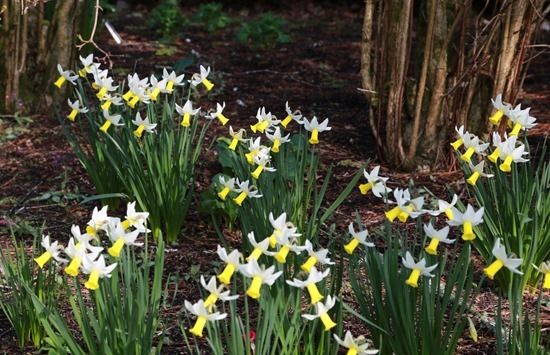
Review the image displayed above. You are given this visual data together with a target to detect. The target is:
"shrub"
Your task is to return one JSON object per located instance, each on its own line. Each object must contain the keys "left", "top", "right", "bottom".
{"left": 236, "top": 13, "right": 290, "bottom": 49}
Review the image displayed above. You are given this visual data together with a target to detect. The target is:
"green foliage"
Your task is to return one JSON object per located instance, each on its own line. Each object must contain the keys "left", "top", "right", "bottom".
{"left": 27, "top": 236, "right": 166, "bottom": 355}
{"left": 148, "top": 0, "right": 185, "bottom": 42}
{"left": 192, "top": 2, "right": 231, "bottom": 33}
{"left": 348, "top": 221, "right": 475, "bottom": 355}
{"left": 236, "top": 13, "right": 290, "bottom": 49}
{"left": 0, "top": 230, "right": 58, "bottom": 349}
{"left": 460, "top": 139, "right": 550, "bottom": 290}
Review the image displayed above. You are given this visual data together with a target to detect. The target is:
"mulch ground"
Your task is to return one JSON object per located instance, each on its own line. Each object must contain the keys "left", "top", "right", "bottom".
{"left": 1, "top": 1, "right": 549, "bottom": 354}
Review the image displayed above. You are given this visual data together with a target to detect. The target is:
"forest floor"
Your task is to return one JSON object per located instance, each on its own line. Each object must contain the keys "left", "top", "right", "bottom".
{"left": 0, "top": 1, "right": 549, "bottom": 354}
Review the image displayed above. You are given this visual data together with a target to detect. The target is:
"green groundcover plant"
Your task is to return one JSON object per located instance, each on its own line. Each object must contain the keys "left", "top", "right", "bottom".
{"left": 56, "top": 55, "right": 226, "bottom": 242}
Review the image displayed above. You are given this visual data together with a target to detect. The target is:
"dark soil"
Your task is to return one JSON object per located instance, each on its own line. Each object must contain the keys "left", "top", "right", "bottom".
{"left": 0, "top": 1, "right": 549, "bottom": 354}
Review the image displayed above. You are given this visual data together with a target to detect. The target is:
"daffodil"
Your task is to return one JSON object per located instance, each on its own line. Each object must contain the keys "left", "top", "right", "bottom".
{"left": 507, "top": 106, "right": 536, "bottom": 137}
{"left": 450, "top": 126, "right": 471, "bottom": 151}
{"left": 78, "top": 54, "right": 97, "bottom": 77}
{"left": 250, "top": 107, "right": 279, "bottom": 133}
{"left": 34, "top": 235, "right": 66, "bottom": 268}
{"left": 121, "top": 201, "right": 149, "bottom": 231}
{"left": 86, "top": 205, "right": 110, "bottom": 236}
{"left": 426, "top": 194, "right": 458, "bottom": 220}
{"left": 447, "top": 205, "right": 484, "bottom": 241}
{"left": 303, "top": 116, "right": 331, "bottom": 144}
{"left": 423, "top": 223, "right": 454, "bottom": 255}
{"left": 81, "top": 254, "right": 117, "bottom": 290}
{"left": 385, "top": 188, "right": 424, "bottom": 223}
{"left": 334, "top": 331, "right": 379, "bottom": 355}
{"left": 344, "top": 223, "right": 374, "bottom": 255}
{"left": 497, "top": 136, "right": 529, "bottom": 172}
{"left": 358, "top": 166, "right": 391, "bottom": 198}
{"left": 460, "top": 133, "right": 489, "bottom": 163}
{"left": 185, "top": 299, "right": 227, "bottom": 337}
{"left": 268, "top": 212, "right": 289, "bottom": 248}
{"left": 99, "top": 110, "right": 123, "bottom": 133}
{"left": 271, "top": 226, "right": 304, "bottom": 264}
{"left": 402, "top": 251, "right": 438, "bottom": 288}
{"left": 64, "top": 227, "right": 103, "bottom": 277}
{"left": 280, "top": 101, "right": 303, "bottom": 128}
{"left": 217, "top": 176, "right": 235, "bottom": 200}
{"left": 217, "top": 245, "right": 242, "bottom": 285}
{"left": 53, "top": 64, "right": 78, "bottom": 89}
{"left": 123, "top": 73, "right": 148, "bottom": 104}
{"left": 148, "top": 75, "right": 167, "bottom": 101}
{"left": 244, "top": 137, "right": 270, "bottom": 165}
{"left": 302, "top": 295, "right": 337, "bottom": 331}
{"left": 466, "top": 160, "right": 493, "bottom": 186}
{"left": 227, "top": 126, "right": 246, "bottom": 151}
{"left": 162, "top": 68, "right": 185, "bottom": 93}
{"left": 199, "top": 275, "right": 238, "bottom": 308}
{"left": 246, "top": 232, "right": 271, "bottom": 261}
{"left": 251, "top": 153, "right": 276, "bottom": 179}
{"left": 93, "top": 74, "right": 118, "bottom": 100}
{"left": 106, "top": 220, "right": 143, "bottom": 257}
{"left": 100, "top": 93, "right": 123, "bottom": 111}
{"left": 537, "top": 262, "right": 550, "bottom": 289}
{"left": 66, "top": 99, "right": 89, "bottom": 122}
{"left": 175, "top": 100, "right": 200, "bottom": 127}
{"left": 132, "top": 112, "right": 157, "bottom": 138}
{"left": 265, "top": 127, "right": 290, "bottom": 153}
{"left": 207, "top": 102, "right": 229, "bottom": 125}
{"left": 190, "top": 65, "right": 214, "bottom": 91}
{"left": 488, "top": 94, "right": 511, "bottom": 125}
{"left": 301, "top": 240, "right": 334, "bottom": 272}
{"left": 232, "top": 179, "right": 262, "bottom": 206}
{"left": 287, "top": 267, "right": 330, "bottom": 304}
{"left": 488, "top": 132, "right": 505, "bottom": 163}
{"left": 483, "top": 239, "right": 522, "bottom": 279}
{"left": 239, "top": 258, "right": 283, "bottom": 299}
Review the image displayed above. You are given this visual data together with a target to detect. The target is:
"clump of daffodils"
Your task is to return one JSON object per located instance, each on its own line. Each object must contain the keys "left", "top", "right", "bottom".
{"left": 34, "top": 202, "right": 149, "bottom": 291}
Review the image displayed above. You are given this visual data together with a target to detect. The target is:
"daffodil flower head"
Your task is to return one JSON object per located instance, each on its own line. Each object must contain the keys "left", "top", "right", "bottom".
{"left": 81, "top": 254, "right": 117, "bottom": 290}
{"left": 121, "top": 201, "right": 149, "bottom": 232}
{"left": 175, "top": 100, "right": 200, "bottom": 127}
{"left": 200, "top": 275, "right": 239, "bottom": 309}
{"left": 217, "top": 175, "right": 236, "bottom": 200}
{"left": 483, "top": 239, "right": 522, "bottom": 280}
{"left": 190, "top": 65, "right": 214, "bottom": 91}
{"left": 344, "top": 223, "right": 374, "bottom": 255}
{"left": 100, "top": 110, "right": 123, "bottom": 133}
{"left": 460, "top": 134, "right": 489, "bottom": 163}
{"left": 333, "top": 331, "right": 379, "bottom": 355}
{"left": 302, "top": 295, "right": 337, "bottom": 331}
{"left": 489, "top": 94, "right": 511, "bottom": 125}
{"left": 423, "top": 223, "right": 454, "bottom": 255}
{"left": 227, "top": 126, "right": 246, "bottom": 151}
{"left": 508, "top": 105, "right": 536, "bottom": 137}
{"left": 132, "top": 112, "right": 157, "bottom": 138}
{"left": 450, "top": 125, "right": 472, "bottom": 151}
{"left": 270, "top": 226, "right": 304, "bottom": 264}
{"left": 245, "top": 137, "right": 270, "bottom": 166}
{"left": 498, "top": 136, "right": 529, "bottom": 173}
{"left": 86, "top": 205, "right": 110, "bottom": 236}
{"left": 268, "top": 212, "right": 288, "bottom": 248}
{"left": 447, "top": 205, "right": 484, "bottom": 241}
{"left": 402, "top": 251, "right": 438, "bottom": 288}
{"left": 162, "top": 68, "right": 185, "bottom": 93}
{"left": 54, "top": 64, "right": 78, "bottom": 89}
{"left": 467, "top": 160, "right": 493, "bottom": 186}
{"left": 66, "top": 99, "right": 89, "bottom": 122}
{"left": 217, "top": 245, "right": 242, "bottom": 285}
{"left": 184, "top": 299, "right": 227, "bottom": 337}
{"left": 246, "top": 232, "right": 271, "bottom": 261}
{"left": 34, "top": 235, "right": 66, "bottom": 268}
{"left": 537, "top": 262, "right": 550, "bottom": 289}
{"left": 64, "top": 234, "right": 103, "bottom": 277}
{"left": 303, "top": 116, "right": 331, "bottom": 144}
{"left": 250, "top": 107, "right": 280, "bottom": 133}
{"left": 488, "top": 131, "right": 505, "bottom": 163}
{"left": 206, "top": 102, "right": 229, "bottom": 125}
{"left": 148, "top": 75, "right": 167, "bottom": 101}
{"left": 232, "top": 179, "right": 262, "bottom": 206}
{"left": 426, "top": 194, "right": 458, "bottom": 220}
{"left": 251, "top": 153, "right": 276, "bottom": 179}
{"left": 265, "top": 126, "right": 290, "bottom": 153}
{"left": 94, "top": 75, "right": 118, "bottom": 100}
{"left": 286, "top": 267, "right": 330, "bottom": 304}
{"left": 301, "top": 240, "right": 334, "bottom": 272}
{"left": 78, "top": 54, "right": 96, "bottom": 77}
{"left": 281, "top": 101, "right": 303, "bottom": 128}
{"left": 239, "top": 258, "right": 283, "bottom": 299}
{"left": 359, "top": 165, "right": 391, "bottom": 198}
{"left": 106, "top": 219, "right": 143, "bottom": 257}
{"left": 385, "top": 188, "right": 424, "bottom": 223}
